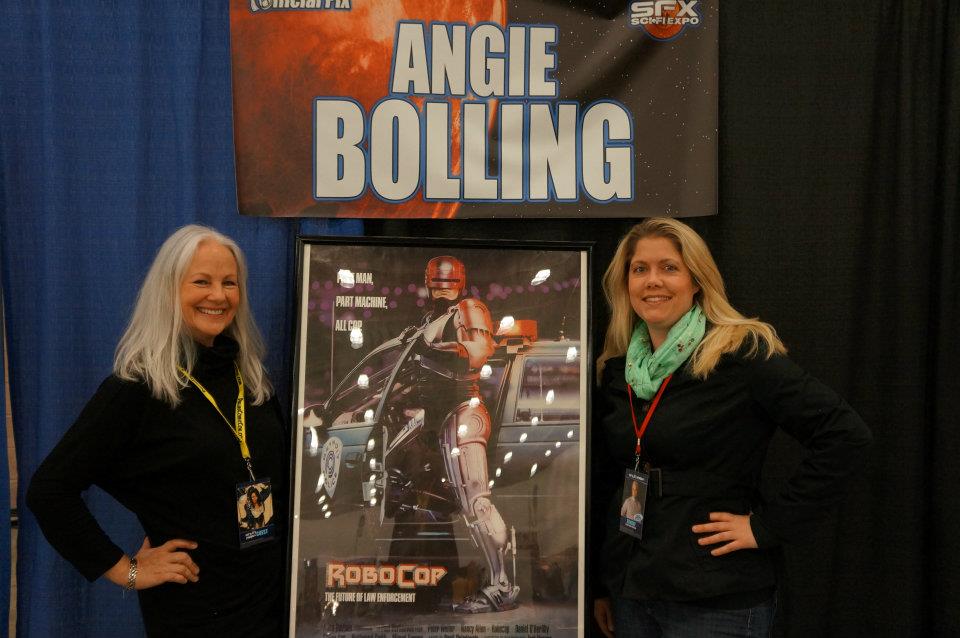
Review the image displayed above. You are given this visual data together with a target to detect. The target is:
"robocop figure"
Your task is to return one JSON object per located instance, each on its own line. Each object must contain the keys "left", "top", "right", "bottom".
{"left": 417, "top": 255, "right": 520, "bottom": 613}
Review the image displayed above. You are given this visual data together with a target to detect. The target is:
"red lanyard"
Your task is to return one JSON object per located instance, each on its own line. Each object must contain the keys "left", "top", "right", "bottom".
{"left": 627, "top": 375, "right": 672, "bottom": 464}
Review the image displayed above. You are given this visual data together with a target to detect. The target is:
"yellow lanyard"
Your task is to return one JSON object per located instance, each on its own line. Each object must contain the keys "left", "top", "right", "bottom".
{"left": 178, "top": 363, "right": 254, "bottom": 481}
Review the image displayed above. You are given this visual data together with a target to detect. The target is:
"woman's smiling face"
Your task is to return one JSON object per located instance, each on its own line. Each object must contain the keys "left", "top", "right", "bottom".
{"left": 179, "top": 240, "right": 240, "bottom": 347}
{"left": 627, "top": 236, "right": 699, "bottom": 348}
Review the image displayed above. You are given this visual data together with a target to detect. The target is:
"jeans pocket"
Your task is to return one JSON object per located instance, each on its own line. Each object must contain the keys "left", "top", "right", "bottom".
{"left": 746, "top": 595, "right": 777, "bottom": 637}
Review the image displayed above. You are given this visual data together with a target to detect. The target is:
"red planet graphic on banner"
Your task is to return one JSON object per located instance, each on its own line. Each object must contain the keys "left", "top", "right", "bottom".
{"left": 230, "top": 0, "right": 507, "bottom": 218}
{"left": 642, "top": 5, "right": 686, "bottom": 40}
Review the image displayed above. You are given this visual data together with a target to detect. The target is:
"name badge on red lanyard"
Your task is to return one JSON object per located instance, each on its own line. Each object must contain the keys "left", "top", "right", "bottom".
{"left": 619, "top": 469, "right": 649, "bottom": 539}
{"left": 619, "top": 375, "right": 671, "bottom": 540}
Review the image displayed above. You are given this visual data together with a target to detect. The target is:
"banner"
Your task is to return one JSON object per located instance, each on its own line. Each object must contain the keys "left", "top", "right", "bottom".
{"left": 290, "top": 239, "right": 589, "bottom": 636}
{"left": 230, "top": 1, "right": 717, "bottom": 218}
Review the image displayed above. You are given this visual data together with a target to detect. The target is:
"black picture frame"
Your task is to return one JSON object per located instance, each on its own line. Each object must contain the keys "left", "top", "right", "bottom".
{"left": 287, "top": 236, "right": 592, "bottom": 637}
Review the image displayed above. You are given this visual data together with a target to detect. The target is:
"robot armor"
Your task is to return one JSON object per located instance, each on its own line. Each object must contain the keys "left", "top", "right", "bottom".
{"left": 449, "top": 397, "right": 492, "bottom": 447}
{"left": 454, "top": 299, "right": 495, "bottom": 369}
{"left": 440, "top": 398, "right": 493, "bottom": 514}
{"left": 441, "top": 400, "right": 512, "bottom": 592}
{"left": 420, "top": 306, "right": 456, "bottom": 347}
{"left": 472, "top": 496, "right": 509, "bottom": 549}
{"left": 425, "top": 256, "right": 466, "bottom": 291}
{"left": 454, "top": 298, "right": 493, "bottom": 334}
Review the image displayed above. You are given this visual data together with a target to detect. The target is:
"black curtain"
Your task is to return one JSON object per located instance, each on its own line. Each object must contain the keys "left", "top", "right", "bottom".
{"left": 368, "top": 1, "right": 960, "bottom": 636}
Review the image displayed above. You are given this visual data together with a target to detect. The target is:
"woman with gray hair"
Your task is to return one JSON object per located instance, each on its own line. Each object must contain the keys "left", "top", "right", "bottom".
{"left": 28, "top": 225, "right": 286, "bottom": 637}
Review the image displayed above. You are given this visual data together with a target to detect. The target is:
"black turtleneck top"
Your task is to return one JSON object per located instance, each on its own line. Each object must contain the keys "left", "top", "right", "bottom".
{"left": 27, "top": 336, "right": 287, "bottom": 637}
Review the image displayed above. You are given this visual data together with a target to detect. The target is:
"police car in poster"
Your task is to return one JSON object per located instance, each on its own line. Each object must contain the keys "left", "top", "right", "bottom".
{"left": 290, "top": 239, "right": 588, "bottom": 637}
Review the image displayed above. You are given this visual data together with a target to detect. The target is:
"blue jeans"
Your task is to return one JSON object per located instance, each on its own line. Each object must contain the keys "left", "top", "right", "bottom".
{"left": 612, "top": 596, "right": 776, "bottom": 638}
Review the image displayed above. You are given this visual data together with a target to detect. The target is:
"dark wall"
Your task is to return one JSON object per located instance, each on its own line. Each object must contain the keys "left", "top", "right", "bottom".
{"left": 365, "top": 2, "right": 960, "bottom": 636}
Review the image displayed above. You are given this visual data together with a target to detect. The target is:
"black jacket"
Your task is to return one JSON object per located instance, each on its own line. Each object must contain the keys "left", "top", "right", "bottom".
{"left": 590, "top": 347, "right": 871, "bottom": 604}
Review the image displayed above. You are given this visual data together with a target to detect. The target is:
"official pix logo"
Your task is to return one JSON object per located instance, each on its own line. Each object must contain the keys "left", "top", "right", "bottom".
{"left": 629, "top": 0, "right": 702, "bottom": 40}
{"left": 250, "top": 0, "right": 351, "bottom": 12}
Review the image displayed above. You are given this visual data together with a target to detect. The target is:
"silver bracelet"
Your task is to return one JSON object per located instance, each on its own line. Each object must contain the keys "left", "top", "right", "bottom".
{"left": 125, "top": 557, "right": 138, "bottom": 591}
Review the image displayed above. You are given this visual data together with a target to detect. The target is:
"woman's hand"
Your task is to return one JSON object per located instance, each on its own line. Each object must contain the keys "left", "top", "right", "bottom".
{"left": 105, "top": 537, "right": 200, "bottom": 589}
{"left": 594, "top": 597, "right": 615, "bottom": 638}
{"left": 692, "top": 512, "right": 758, "bottom": 556}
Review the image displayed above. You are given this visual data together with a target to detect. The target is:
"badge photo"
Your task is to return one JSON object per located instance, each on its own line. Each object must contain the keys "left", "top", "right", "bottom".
{"left": 619, "top": 469, "right": 649, "bottom": 540}
{"left": 236, "top": 478, "right": 276, "bottom": 547}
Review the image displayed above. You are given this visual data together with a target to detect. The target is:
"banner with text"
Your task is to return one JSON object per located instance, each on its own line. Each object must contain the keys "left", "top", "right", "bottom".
{"left": 230, "top": 0, "right": 717, "bottom": 218}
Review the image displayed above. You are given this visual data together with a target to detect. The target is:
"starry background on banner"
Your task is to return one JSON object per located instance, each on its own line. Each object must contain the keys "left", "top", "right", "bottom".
{"left": 461, "top": 0, "right": 718, "bottom": 218}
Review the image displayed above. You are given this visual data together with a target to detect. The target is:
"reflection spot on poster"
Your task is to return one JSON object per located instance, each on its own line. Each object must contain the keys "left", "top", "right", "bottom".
{"left": 335, "top": 319, "right": 364, "bottom": 332}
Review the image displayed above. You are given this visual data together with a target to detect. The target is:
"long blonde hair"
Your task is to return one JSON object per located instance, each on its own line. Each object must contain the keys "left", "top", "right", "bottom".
{"left": 114, "top": 225, "right": 272, "bottom": 406}
{"left": 597, "top": 218, "right": 785, "bottom": 381}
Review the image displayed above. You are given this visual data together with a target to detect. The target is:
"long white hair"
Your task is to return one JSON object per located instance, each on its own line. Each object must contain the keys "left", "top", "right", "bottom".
{"left": 597, "top": 217, "right": 786, "bottom": 382}
{"left": 114, "top": 225, "right": 272, "bottom": 406}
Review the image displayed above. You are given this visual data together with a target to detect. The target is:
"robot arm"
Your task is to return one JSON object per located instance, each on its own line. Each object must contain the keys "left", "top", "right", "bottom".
{"left": 425, "top": 340, "right": 468, "bottom": 358}
{"left": 420, "top": 298, "right": 494, "bottom": 370}
{"left": 454, "top": 298, "right": 495, "bottom": 370}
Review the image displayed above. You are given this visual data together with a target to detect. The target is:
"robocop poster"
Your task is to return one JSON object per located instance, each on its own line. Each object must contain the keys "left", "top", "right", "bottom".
{"left": 289, "top": 238, "right": 590, "bottom": 637}
{"left": 229, "top": 0, "right": 717, "bottom": 218}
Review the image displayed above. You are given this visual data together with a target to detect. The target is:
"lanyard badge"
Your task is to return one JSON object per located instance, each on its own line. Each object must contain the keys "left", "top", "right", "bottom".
{"left": 179, "top": 363, "right": 255, "bottom": 481}
{"left": 235, "top": 478, "right": 276, "bottom": 547}
{"left": 619, "top": 375, "right": 671, "bottom": 541}
{"left": 180, "top": 364, "right": 276, "bottom": 547}
{"left": 619, "top": 469, "right": 649, "bottom": 539}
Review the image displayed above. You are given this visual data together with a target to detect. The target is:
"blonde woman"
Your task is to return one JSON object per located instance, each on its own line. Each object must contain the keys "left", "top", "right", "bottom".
{"left": 27, "top": 225, "right": 286, "bottom": 637}
{"left": 591, "top": 218, "right": 871, "bottom": 638}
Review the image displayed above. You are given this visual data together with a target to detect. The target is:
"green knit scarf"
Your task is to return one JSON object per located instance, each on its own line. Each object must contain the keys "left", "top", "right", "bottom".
{"left": 625, "top": 305, "right": 706, "bottom": 399}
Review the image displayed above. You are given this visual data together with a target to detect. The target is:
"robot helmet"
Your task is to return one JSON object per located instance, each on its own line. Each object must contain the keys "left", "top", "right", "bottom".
{"left": 425, "top": 256, "right": 466, "bottom": 292}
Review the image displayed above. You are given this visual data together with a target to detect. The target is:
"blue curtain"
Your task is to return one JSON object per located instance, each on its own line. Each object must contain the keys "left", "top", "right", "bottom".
{"left": 0, "top": 2, "right": 359, "bottom": 636}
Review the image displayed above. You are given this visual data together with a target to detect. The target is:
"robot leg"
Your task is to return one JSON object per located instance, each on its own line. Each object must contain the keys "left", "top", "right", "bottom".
{"left": 440, "top": 398, "right": 520, "bottom": 612}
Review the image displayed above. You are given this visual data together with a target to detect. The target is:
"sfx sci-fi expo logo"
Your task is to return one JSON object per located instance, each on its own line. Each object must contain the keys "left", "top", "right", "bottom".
{"left": 629, "top": 0, "right": 702, "bottom": 40}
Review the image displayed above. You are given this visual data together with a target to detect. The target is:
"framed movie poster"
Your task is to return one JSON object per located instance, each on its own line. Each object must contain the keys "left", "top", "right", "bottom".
{"left": 289, "top": 238, "right": 590, "bottom": 637}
